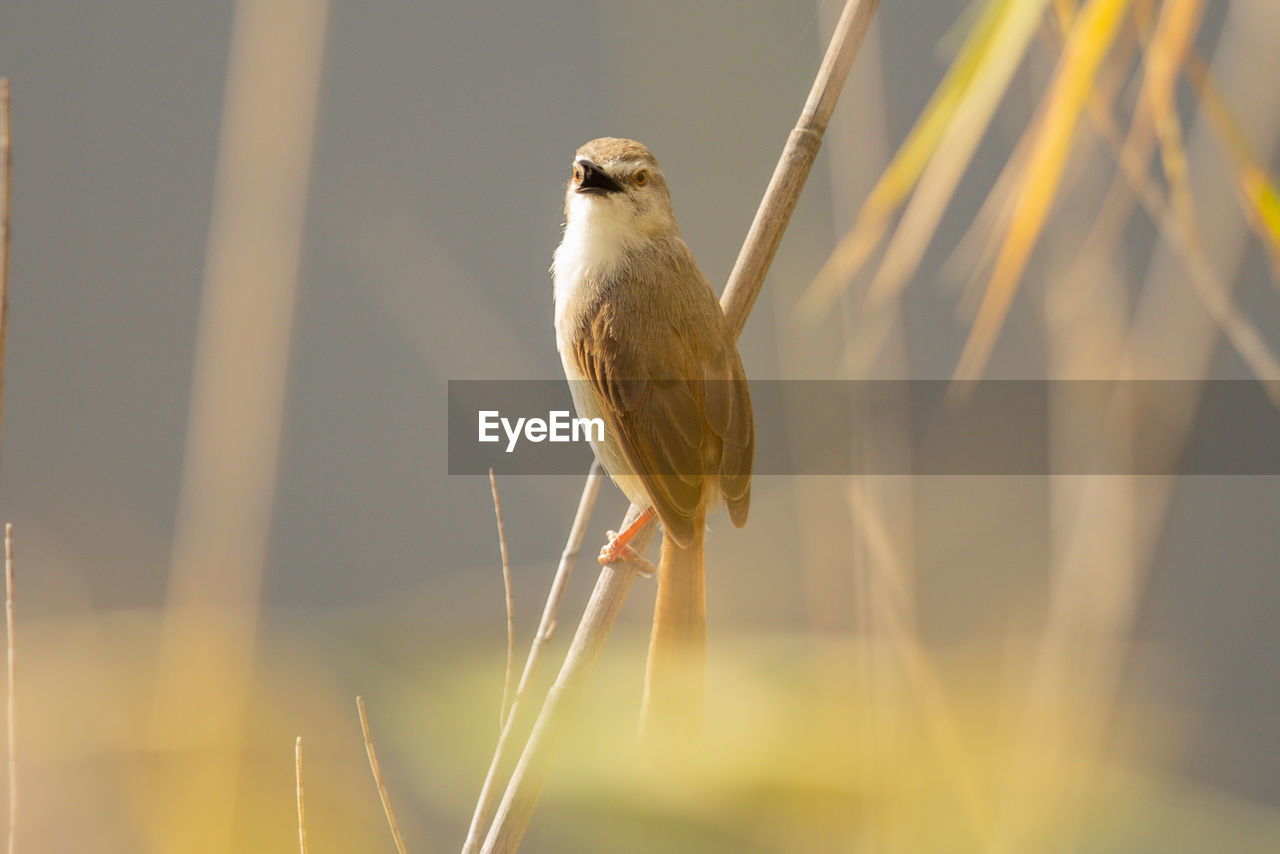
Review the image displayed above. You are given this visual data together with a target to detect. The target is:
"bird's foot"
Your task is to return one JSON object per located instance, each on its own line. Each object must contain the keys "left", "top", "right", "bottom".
{"left": 597, "top": 540, "right": 657, "bottom": 576}
{"left": 597, "top": 506, "right": 657, "bottom": 566}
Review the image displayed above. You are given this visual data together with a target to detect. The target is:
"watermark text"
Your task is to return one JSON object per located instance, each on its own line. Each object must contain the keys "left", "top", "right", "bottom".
{"left": 478, "top": 409, "right": 605, "bottom": 453}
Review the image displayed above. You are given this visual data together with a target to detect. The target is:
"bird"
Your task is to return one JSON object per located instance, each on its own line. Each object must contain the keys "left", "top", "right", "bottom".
{"left": 551, "top": 137, "right": 753, "bottom": 743}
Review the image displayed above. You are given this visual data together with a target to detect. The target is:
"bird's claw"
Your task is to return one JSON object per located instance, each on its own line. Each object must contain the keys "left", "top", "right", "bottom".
{"left": 597, "top": 532, "right": 657, "bottom": 576}
{"left": 598, "top": 530, "right": 625, "bottom": 565}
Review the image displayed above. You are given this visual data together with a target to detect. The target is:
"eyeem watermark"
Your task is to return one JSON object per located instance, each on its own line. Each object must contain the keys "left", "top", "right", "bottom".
{"left": 450, "top": 379, "right": 1280, "bottom": 475}
{"left": 478, "top": 409, "right": 605, "bottom": 453}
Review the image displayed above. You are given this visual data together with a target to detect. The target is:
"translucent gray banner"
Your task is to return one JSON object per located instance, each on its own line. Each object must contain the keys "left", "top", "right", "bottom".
{"left": 447, "top": 380, "right": 1280, "bottom": 475}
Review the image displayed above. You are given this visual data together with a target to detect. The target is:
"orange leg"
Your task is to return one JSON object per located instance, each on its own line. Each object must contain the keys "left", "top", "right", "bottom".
{"left": 598, "top": 506, "right": 657, "bottom": 566}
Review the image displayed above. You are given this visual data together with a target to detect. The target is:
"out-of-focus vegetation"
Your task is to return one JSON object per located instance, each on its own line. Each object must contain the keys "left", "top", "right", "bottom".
{"left": 8, "top": 0, "right": 1280, "bottom": 852}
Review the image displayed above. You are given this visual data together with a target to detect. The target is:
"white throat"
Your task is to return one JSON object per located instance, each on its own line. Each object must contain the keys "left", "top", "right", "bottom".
{"left": 552, "top": 195, "right": 638, "bottom": 338}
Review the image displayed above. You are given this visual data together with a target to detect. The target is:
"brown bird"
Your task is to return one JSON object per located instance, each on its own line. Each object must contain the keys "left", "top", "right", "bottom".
{"left": 552, "top": 138, "right": 753, "bottom": 742}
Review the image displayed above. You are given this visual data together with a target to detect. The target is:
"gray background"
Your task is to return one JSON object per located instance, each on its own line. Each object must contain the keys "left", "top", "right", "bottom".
{"left": 2, "top": 0, "right": 1279, "bottom": 851}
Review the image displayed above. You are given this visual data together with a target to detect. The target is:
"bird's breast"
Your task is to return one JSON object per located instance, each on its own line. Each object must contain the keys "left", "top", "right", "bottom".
{"left": 552, "top": 211, "right": 637, "bottom": 344}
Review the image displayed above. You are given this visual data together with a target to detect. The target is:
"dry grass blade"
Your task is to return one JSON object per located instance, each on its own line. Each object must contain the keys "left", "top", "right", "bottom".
{"left": 954, "top": 0, "right": 1132, "bottom": 383}
{"left": 797, "top": 0, "right": 1011, "bottom": 319}
{"left": 1187, "top": 54, "right": 1280, "bottom": 281}
{"left": 863, "top": 0, "right": 1049, "bottom": 310}
{"left": 0, "top": 79, "right": 10, "bottom": 455}
{"left": 1048, "top": 2, "right": 1164, "bottom": 321}
{"left": 295, "top": 737, "right": 307, "bottom": 854}
{"left": 487, "top": 470, "right": 515, "bottom": 731}
{"left": 0, "top": 78, "right": 8, "bottom": 307}
{"left": 1, "top": 80, "right": 13, "bottom": 854}
{"left": 1039, "top": 0, "right": 1163, "bottom": 323}
{"left": 357, "top": 697, "right": 409, "bottom": 854}
{"left": 943, "top": 10, "right": 1138, "bottom": 311}
{"left": 940, "top": 99, "right": 1033, "bottom": 303}
{"left": 4, "top": 525, "right": 13, "bottom": 854}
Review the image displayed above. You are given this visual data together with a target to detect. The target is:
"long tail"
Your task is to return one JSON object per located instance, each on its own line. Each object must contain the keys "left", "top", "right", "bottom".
{"left": 638, "top": 521, "right": 706, "bottom": 747}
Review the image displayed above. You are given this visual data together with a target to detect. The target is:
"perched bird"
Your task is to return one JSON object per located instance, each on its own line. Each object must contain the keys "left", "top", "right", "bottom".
{"left": 551, "top": 137, "right": 753, "bottom": 742}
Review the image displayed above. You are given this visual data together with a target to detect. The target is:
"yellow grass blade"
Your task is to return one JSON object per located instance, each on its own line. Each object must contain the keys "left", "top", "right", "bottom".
{"left": 1248, "top": 179, "right": 1280, "bottom": 275}
{"left": 1188, "top": 55, "right": 1280, "bottom": 279}
{"left": 944, "top": 11, "right": 1138, "bottom": 315}
{"left": 863, "top": 0, "right": 1050, "bottom": 309}
{"left": 798, "top": 0, "right": 1018, "bottom": 319}
{"left": 954, "top": 0, "right": 1132, "bottom": 383}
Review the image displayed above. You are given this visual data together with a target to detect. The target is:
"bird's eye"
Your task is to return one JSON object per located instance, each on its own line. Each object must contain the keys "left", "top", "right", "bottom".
{"left": 573, "top": 165, "right": 583, "bottom": 183}
{"left": 634, "top": 170, "right": 649, "bottom": 186}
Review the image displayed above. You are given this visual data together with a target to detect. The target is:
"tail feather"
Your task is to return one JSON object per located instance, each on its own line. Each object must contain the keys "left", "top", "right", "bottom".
{"left": 639, "top": 523, "right": 706, "bottom": 747}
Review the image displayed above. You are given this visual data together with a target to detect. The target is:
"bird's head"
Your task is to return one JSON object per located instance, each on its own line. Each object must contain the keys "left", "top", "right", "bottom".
{"left": 564, "top": 137, "right": 676, "bottom": 239}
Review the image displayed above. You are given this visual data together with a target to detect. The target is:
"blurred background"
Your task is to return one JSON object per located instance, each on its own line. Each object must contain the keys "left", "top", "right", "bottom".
{"left": 2, "top": 0, "right": 1280, "bottom": 851}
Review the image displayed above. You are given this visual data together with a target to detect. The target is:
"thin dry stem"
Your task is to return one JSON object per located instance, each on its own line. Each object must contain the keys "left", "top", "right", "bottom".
{"left": 357, "top": 696, "right": 409, "bottom": 854}
{"left": 953, "top": 0, "right": 1132, "bottom": 385}
{"left": 295, "top": 737, "right": 307, "bottom": 854}
{"left": 511, "top": 462, "right": 603, "bottom": 706}
{"left": 461, "top": 463, "right": 603, "bottom": 854}
{"left": 2, "top": 78, "right": 12, "bottom": 854}
{"left": 488, "top": 470, "right": 515, "bottom": 730}
{"left": 4, "top": 525, "right": 13, "bottom": 854}
{"left": 479, "top": 529, "right": 654, "bottom": 854}
{"left": 0, "top": 79, "right": 9, "bottom": 352}
{"left": 474, "top": 2, "right": 881, "bottom": 851}
{"left": 0, "top": 79, "right": 10, "bottom": 458}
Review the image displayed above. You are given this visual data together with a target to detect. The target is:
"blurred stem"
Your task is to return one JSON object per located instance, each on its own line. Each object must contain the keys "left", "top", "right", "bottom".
{"left": 4, "top": 526, "right": 13, "bottom": 854}
{"left": 0, "top": 79, "right": 10, "bottom": 466}
{"left": 146, "top": 2, "right": 328, "bottom": 851}
{"left": 2, "top": 79, "right": 14, "bottom": 854}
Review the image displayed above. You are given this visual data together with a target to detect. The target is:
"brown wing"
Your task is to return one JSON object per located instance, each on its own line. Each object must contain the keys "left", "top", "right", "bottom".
{"left": 572, "top": 306, "right": 707, "bottom": 547}
{"left": 702, "top": 342, "right": 753, "bottom": 528}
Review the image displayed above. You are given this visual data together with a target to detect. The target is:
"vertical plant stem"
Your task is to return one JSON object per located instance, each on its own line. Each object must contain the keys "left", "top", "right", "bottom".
{"left": 357, "top": 696, "right": 409, "bottom": 854}
{"left": 0, "top": 80, "right": 10, "bottom": 435}
{"left": 146, "top": 3, "right": 328, "bottom": 850}
{"left": 488, "top": 470, "right": 516, "bottom": 730}
{"left": 295, "top": 737, "right": 307, "bottom": 854}
{"left": 460, "top": 463, "right": 603, "bottom": 854}
{"left": 1, "top": 78, "right": 13, "bottom": 854}
{"left": 4, "top": 526, "right": 13, "bottom": 854}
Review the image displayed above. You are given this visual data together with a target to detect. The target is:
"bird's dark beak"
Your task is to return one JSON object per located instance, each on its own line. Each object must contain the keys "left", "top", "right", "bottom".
{"left": 575, "top": 159, "right": 623, "bottom": 195}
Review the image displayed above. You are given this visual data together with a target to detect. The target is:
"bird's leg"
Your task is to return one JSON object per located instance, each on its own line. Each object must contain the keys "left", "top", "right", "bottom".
{"left": 598, "top": 506, "right": 657, "bottom": 567}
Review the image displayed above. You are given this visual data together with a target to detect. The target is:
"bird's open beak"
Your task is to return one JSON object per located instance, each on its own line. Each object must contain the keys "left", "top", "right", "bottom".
{"left": 575, "top": 159, "right": 623, "bottom": 195}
